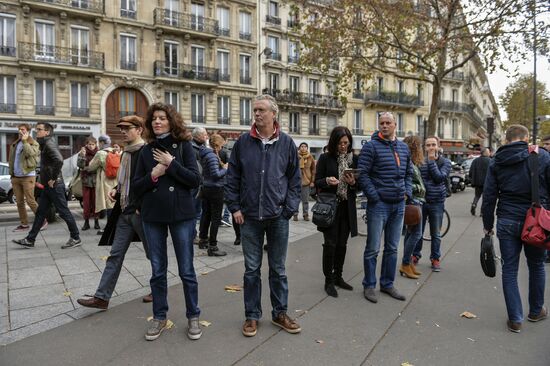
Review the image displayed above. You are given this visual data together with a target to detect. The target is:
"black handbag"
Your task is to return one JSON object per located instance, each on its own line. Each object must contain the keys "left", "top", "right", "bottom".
{"left": 480, "top": 234, "right": 497, "bottom": 278}
{"left": 311, "top": 192, "right": 338, "bottom": 228}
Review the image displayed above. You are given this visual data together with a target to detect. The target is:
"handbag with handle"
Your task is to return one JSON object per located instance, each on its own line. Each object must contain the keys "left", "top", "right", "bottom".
{"left": 480, "top": 234, "right": 497, "bottom": 277}
{"left": 68, "top": 169, "right": 83, "bottom": 200}
{"left": 520, "top": 146, "right": 550, "bottom": 250}
{"left": 311, "top": 192, "right": 338, "bottom": 228}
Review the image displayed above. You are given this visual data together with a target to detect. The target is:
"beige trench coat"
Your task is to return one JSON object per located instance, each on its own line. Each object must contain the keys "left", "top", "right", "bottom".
{"left": 85, "top": 149, "right": 117, "bottom": 213}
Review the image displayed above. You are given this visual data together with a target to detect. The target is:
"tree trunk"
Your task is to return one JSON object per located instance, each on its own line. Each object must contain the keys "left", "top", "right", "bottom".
{"left": 427, "top": 77, "right": 441, "bottom": 137}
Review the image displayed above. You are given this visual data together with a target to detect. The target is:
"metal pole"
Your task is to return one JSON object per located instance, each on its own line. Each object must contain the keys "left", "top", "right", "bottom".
{"left": 423, "top": 118, "right": 428, "bottom": 141}
{"left": 532, "top": 0, "right": 538, "bottom": 144}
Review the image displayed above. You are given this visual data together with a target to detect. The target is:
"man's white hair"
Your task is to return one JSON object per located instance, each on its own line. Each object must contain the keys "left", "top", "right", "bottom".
{"left": 378, "top": 112, "right": 395, "bottom": 122}
{"left": 192, "top": 127, "right": 207, "bottom": 138}
{"left": 255, "top": 94, "right": 279, "bottom": 114}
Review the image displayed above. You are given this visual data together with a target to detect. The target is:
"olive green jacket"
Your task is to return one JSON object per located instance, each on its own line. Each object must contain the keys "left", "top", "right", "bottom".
{"left": 412, "top": 164, "right": 426, "bottom": 202}
{"left": 8, "top": 137, "right": 40, "bottom": 176}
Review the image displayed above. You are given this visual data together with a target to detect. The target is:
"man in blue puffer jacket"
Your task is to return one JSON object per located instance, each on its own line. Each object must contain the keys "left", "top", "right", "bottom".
{"left": 225, "top": 94, "right": 302, "bottom": 338}
{"left": 412, "top": 136, "right": 451, "bottom": 272}
{"left": 482, "top": 125, "right": 548, "bottom": 333}
{"left": 358, "top": 112, "right": 413, "bottom": 304}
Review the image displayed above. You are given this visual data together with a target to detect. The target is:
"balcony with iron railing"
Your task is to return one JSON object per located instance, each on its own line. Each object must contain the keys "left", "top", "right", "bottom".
{"left": 438, "top": 100, "right": 467, "bottom": 113}
{"left": 120, "top": 60, "right": 137, "bottom": 71}
{"left": 444, "top": 70, "right": 465, "bottom": 82}
{"left": 0, "top": 45, "right": 16, "bottom": 57}
{"left": 18, "top": 42, "right": 105, "bottom": 71}
{"left": 266, "top": 15, "right": 281, "bottom": 25}
{"left": 217, "top": 117, "right": 230, "bottom": 125}
{"left": 364, "top": 91, "right": 423, "bottom": 108}
{"left": 219, "top": 73, "right": 230, "bottom": 82}
{"left": 287, "top": 19, "right": 300, "bottom": 29}
{"left": 266, "top": 52, "right": 282, "bottom": 61}
{"left": 22, "top": 0, "right": 104, "bottom": 16}
{"left": 0, "top": 103, "right": 16, "bottom": 113}
{"left": 239, "top": 32, "right": 252, "bottom": 41}
{"left": 353, "top": 90, "right": 364, "bottom": 99}
{"left": 240, "top": 75, "right": 252, "bottom": 85}
{"left": 264, "top": 89, "right": 345, "bottom": 111}
{"left": 154, "top": 61, "right": 220, "bottom": 83}
{"left": 308, "top": 128, "right": 320, "bottom": 135}
{"left": 463, "top": 104, "right": 483, "bottom": 127}
{"left": 153, "top": 8, "right": 219, "bottom": 37}
{"left": 71, "top": 107, "right": 89, "bottom": 117}
{"left": 192, "top": 115, "right": 206, "bottom": 124}
{"left": 217, "top": 27, "right": 230, "bottom": 37}
{"left": 240, "top": 118, "right": 252, "bottom": 126}
{"left": 35, "top": 105, "right": 55, "bottom": 115}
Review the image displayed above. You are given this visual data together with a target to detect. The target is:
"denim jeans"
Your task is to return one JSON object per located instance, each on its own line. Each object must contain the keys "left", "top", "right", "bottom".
{"left": 27, "top": 182, "right": 79, "bottom": 242}
{"left": 142, "top": 219, "right": 200, "bottom": 320}
{"left": 191, "top": 188, "right": 202, "bottom": 239}
{"left": 413, "top": 201, "right": 445, "bottom": 260}
{"left": 223, "top": 205, "right": 231, "bottom": 222}
{"left": 241, "top": 216, "right": 289, "bottom": 320}
{"left": 497, "top": 218, "right": 546, "bottom": 323}
{"left": 403, "top": 204, "right": 423, "bottom": 265}
{"left": 95, "top": 213, "right": 149, "bottom": 301}
{"left": 362, "top": 200, "right": 405, "bottom": 289}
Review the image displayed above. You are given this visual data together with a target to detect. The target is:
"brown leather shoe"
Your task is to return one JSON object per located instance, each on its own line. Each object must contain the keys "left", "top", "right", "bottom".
{"left": 77, "top": 296, "right": 109, "bottom": 310}
{"left": 271, "top": 313, "right": 301, "bottom": 334}
{"left": 142, "top": 293, "right": 153, "bottom": 303}
{"left": 242, "top": 319, "right": 258, "bottom": 337}
{"left": 527, "top": 306, "right": 548, "bottom": 322}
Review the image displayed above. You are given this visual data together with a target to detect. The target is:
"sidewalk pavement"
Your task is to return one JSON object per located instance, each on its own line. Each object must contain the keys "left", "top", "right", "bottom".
{"left": 1, "top": 189, "right": 549, "bottom": 365}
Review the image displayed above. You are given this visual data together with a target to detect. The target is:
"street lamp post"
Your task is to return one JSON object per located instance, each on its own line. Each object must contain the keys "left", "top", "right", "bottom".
{"left": 257, "top": 47, "right": 273, "bottom": 95}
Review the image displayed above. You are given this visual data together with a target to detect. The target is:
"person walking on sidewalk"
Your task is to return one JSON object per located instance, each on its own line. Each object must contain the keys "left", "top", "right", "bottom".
{"left": 482, "top": 124, "right": 548, "bottom": 333}
{"left": 133, "top": 103, "right": 203, "bottom": 341}
{"left": 357, "top": 112, "right": 412, "bottom": 304}
{"left": 77, "top": 136, "right": 99, "bottom": 231}
{"left": 8, "top": 123, "right": 40, "bottom": 232}
{"left": 469, "top": 147, "right": 491, "bottom": 216}
{"left": 225, "top": 94, "right": 302, "bottom": 337}
{"left": 314, "top": 127, "right": 358, "bottom": 298}
{"left": 399, "top": 136, "right": 425, "bottom": 280}
{"left": 191, "top": 127, "right": 208, "bottom": 246}
{"left": 412, "top": 136, "right": 451, "bottom": 272}
{"left": 197, "top": 133, "right": 228, "bottom": 257}
{"left": 13, "top": 123, "right": 81, "bottom": 249}
{"left": 294, "top": 142, "right": 316, "bottom": 222}
{"left": 77, "top": 115, "right": 153, "bottom": 310}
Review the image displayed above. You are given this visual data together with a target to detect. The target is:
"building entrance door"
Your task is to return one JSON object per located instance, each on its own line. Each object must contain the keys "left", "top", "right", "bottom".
{"left": 105, "top": 88, "right": 149, "bottom": 144}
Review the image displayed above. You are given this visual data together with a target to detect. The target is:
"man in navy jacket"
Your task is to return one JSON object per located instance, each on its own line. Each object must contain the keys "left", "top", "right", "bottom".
{"left": 412, "top": 136, "right": 451, "bottom": 272}
{"left": 358, "top": 112, "right": 413, "bottom": 304}
{"left": 225, "top": 94, "right": 301, "bottom": 338}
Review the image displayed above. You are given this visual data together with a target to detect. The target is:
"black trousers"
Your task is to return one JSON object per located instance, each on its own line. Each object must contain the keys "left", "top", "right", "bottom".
{"left": 199, "top": 186, "right": 224, "bottom": 245}
{"left": 322, "top": 200, "right": 350, "bottom": 282}
{"left": 472, "top": 186, "right": 483, "bottom": 206}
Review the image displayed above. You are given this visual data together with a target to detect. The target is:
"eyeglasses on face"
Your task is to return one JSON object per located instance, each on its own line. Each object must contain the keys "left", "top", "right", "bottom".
{"left": 119, "top": 126, "right": 136, "bottom": 132}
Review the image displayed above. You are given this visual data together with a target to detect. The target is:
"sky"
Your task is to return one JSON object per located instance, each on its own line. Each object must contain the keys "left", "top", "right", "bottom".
{"left": 487, "top": 56, "right": 550, "bottom": 121}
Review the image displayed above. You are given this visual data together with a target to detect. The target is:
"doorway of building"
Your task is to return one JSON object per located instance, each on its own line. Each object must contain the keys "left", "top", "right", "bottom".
{"left": 105, "top": 88, "right": 149, "bottom": 144}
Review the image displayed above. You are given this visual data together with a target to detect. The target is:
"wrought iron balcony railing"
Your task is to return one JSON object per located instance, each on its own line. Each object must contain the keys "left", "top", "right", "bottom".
{"left": 120, "top": 60, "right": 137, "bottom": 70}
{"left": 71, "top": 107, "right": 89, "bottom": 117}
{"left": 288, "top": 126, "right": 300, "bottom": 134}
{"left": 438, "top": 100, "right": 466, "bottom": 112}
{"left": 353, "top": 90, "right": 364, "bottom": 99}
{"left": 265, "top": 89, "right": 345, "bottom": 110}
{"left": 217, "top": 27, "right": 230, "bottom": 37}
{"left": 239, "top": 32, "right": 252, "bottom": 41}
{"left": 0, "top": 103, "right": 16, "bottom": 113}
{"left": 154, "top": 61, "right": 220, "bottom": 82}
{"left": 217, "top": 117, "right": 230, "bottom": 125}
{"left": 0, "top": 45, "right": 16, "bottom": 57}
{"left": 240, "top": 118, "right": 252, "bottom": 126}
{"left": 192, "top": 115, "right": 206, "bottom": 124}
{"left": 35, "top": 105, "right": 55, "bottom": 115}
{"left": 219, "top": 73, "right": 230, "bottom": 82}
{"left": 240, "top": 75, "right": 252, "bottom": 85}
{"left": 25, "top": 0, "right": 103, "bottom": 14}
{"left": 266, "top": 52, "right": 282, "bottom": 61}
{"left": 154, "top": 8, "right": 219, "bottom": 36}
{"left": 266, "top": 15, "right": 281, "bottom": 25}
{"left": 18, "top": 42, "right": 105, "bottom": 70}
{"left": 364, "top": 91, "right": 423, "bottom": 107}
{"left": 444, "top": 70, "right": 465, "bottom": 81}
{"left": 308, "top": 128, "right": 320, "bottom": 135}
{"left": 287, "top": 19, "right": 300, "bottom": 28}
{"left": 288, "top": 55, "right": 299, "bottom": 64}
{"left": 120, "top": 8, "right": 136, "bottom": 19}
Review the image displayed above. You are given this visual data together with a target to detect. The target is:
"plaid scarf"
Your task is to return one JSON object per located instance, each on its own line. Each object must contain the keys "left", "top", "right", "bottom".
{"left": 118, "top": 138, "right": 145, "bottom": 211}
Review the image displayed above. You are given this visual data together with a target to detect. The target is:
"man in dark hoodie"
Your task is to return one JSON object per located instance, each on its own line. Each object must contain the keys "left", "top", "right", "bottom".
{"left": 12, "top": 123, "right": 81, "bottom": 249}
{"left": 469, "top": 148, "right": 491, "bottom": 216}
{"left": 482, "top": 124, "right": 548, "bottom": 334}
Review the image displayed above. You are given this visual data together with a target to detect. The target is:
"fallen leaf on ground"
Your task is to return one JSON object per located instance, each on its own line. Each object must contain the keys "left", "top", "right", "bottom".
{"left": 401, "top": 362, "right": 414, "bottom": 366}
{"left": 99, "top": 256, "right": 108, "bottom": 261}
{"left": 434, "top": 322, "right": 440, "bottom": 327}
{"left": 460, "top": 311, "right": 477, "bottom": 319}
{"left": 200, "top": 272, "right": 209, "bottom": 276}
{"left": 166, "top": 320, "right": 174, "bottom": 329}
{"left": 467, "top": 337, "right": 476, "bottom": 342}
{"left": 415, "top": 320, "right": 420, "bottom": 325}
{"left": 315, "top": 339, "right": 324, "bottom": 344}
{"left": 63, "top": 291, "right": 72, "bottom": 297}
{"left": 224, "top": 284, "right": 243, "bottom": 292}
{"left": 147, "top": 316, "right": 153, "bottom": 321}
{"left": 199, "top": 320, "right": 212, "bottom": 327}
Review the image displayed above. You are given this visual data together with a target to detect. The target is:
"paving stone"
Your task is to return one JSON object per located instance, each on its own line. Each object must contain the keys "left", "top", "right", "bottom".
{"left": 6, "top": 248, "right": 51, "bottom": 260}
{"left": 9, "top": 283, "right": 70, "bottom": 310}
{"left": 0, "top": 283, "right": 7, "bottom": 317}
{"left": 7, "top": 256, "right": 55, "bottom": 271}
{"left": 111, "top": 271, "right": 142, "bottom": 295}
{"left": 63, "top": 271, "right": 102, "bottom": 290}
{"left": 122, "top": 258, "right": 152, "bottom": 277}
{"left": 135, "top": 275, "right": 151, "bottom": 287}
{"left": 9, "top": 265, "right": 62, "bottom": 289}
{"left": 10, "top": 302, "right": 74, "bottom": 330}
{"left": 55, "top": 256, "right": 99, "bottom": 276}
{"left": 0, "top": 316, "right": 8, "bottom": 334}
{"left": 0, "top": 314, "right": 73, "bottom": 346}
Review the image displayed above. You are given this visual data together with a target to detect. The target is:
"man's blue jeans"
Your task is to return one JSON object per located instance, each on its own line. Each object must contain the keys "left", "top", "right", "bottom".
{"left": 241, "top": 216, "right": 289, "bottom": 320}
{"left": 95, "top": 213, "right": 149, "bottom": 301}
{"left": 362, "top": 200, "right": 405, "bottom": 289}
{"left": 142, "top": 219, "right": 200, "bottom": 320}
{"left": 413, "top": 201, "right": 444, "bottom": 260}
{"left": 497, "top": 218, "right": 546, "bottom": 322}
{"left": 403, "top": 204, "right": 423, "bottom": 265}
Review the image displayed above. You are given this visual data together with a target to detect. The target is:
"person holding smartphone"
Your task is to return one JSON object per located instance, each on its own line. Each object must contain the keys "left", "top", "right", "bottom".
{"left": 314, "top": 126, "right": 358, "bottom": 297}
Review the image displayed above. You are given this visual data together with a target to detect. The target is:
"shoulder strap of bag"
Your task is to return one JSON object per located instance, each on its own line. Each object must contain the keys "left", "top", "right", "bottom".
{"left": 528, "top": 148, "right": 540, "bottom": 206}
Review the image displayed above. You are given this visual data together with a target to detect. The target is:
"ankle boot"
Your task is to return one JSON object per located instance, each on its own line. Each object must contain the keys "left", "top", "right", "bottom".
{"left": 208, "top": 245, "right": 227, "bottom": 257}
{"left": 335, "top": 277, "right": 354, "bottom": 291}
{"left": 399, "top": 264, "right": 419, "bottom": 279}
{"left": 303, "top": 214, "right": 309, "bottom": 221}
{"left": 81, "top": 219, "right": 90, "bottom": 231}
{"left": 324, "top": 278, "right": 338, "bottom": 298}
{"left": 293, "top": 214, "right": 298, "bottom": 221}
{"left": 94, "top": 218, "right": 101, "bottom": 230}
{"left": 410, "top": 262, "right": 422, "bottom": 275}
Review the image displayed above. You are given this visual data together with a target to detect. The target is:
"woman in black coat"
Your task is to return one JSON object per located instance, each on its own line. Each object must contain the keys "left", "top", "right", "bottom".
{"left": 133, "top": 103, "right": 203, "bottom": 342}
{"left": 314, "top": 126, "right": 358, "bottom": 297}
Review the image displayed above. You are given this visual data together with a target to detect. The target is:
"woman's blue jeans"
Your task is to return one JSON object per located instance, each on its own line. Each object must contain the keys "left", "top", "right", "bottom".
{"left": 142, "top": 219, "right": 200, "bottom": 320}
{"left": 497, "top": 218, "right": 546, "bottom": 323}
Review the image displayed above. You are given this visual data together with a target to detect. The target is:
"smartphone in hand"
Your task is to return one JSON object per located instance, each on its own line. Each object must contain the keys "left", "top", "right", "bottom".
{"left": 344, "top": 168, "right": 360, "bottom": 178}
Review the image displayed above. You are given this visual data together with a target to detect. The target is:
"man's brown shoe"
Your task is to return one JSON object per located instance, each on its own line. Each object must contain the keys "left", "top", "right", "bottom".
{"left": 242, "top": 319, "right": 258, "bottom": 337}
{"left": 142, "top": 293, "right": 153, "bottom": 303}
{"left": 271, "top": 313, "right": 301, "bottom": 334}
{"left": 507, "top": 320, "right": 522, "bottom": 333}
{"left": 527, "top": 306, "right": 548, "bottom": 322}
{"left": 77, "top": 296, "right": 109, "bottom": 310}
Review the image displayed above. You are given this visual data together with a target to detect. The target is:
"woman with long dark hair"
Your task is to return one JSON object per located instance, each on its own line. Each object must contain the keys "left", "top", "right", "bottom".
{"left": 133, "top": 103, "right": 202, "bottom": 341}
{"left": 314, "top": 126, "right": 358, "bottom": 297}
{"left": 77, "top": 136, "right": 99, "bottom": 230}
{"left": 400, "top": 135, "right": 425, "bottom": 279}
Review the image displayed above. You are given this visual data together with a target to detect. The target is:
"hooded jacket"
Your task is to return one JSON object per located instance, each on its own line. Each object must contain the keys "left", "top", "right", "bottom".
{"left": 357, "top": 131, "right": 413, "bottom": 203}
{"left": 482, "top": 141, "right": 550, "bottom": 231}
{"left": 469, "top": 155, "right": 491, "bottom": 188}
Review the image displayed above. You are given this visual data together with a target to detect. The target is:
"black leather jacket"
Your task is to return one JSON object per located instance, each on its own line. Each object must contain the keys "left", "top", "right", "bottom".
{"left": 37, "top": 136, "right": 64, "bottom": 184}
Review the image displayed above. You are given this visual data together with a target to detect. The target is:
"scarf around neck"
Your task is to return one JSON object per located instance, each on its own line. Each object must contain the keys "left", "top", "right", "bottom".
{"left": 118, "top": 138, "right": 145, "bottom": 210}
{"left": 336, "top": 152, "right": 353, "bottom": 201}
{"left": 299, "top": 150, "right": 311, "bottom": 169}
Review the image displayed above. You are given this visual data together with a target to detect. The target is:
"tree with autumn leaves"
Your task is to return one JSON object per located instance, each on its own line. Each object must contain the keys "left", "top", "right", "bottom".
{"left": 293, "top": 0, "right": 549, "bottom": 136}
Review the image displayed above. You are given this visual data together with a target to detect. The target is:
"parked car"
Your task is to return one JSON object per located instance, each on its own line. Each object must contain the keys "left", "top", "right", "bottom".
{"left": 0, "top": 162, "right": 14, "bottom": 203}
{"left": 0, "top": 186, "right": 8, "bottom": 204}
